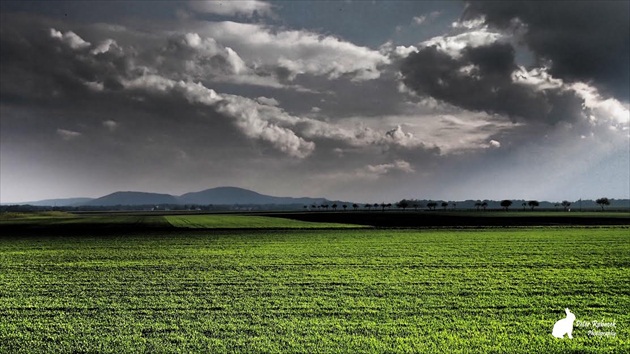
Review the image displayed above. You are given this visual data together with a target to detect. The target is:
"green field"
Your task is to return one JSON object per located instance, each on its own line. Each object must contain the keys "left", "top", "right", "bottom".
{"left": 1, "top": 226, "right": 628, "bottom": 353}
{"left": 0, "top": 213, "right": 363, "bottom": 229}
{"left": 0, "top": 212, "right": 169, "bottom": 227}
{"left": 165, "top": 214, "right": 364, "bottom": 229}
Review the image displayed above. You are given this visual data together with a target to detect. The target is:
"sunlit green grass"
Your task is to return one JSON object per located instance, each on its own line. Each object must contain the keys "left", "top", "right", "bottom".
{"left": 1, "top": 228, "right": 628, "bottom": 353}
{"left": 165, "top": 214, "right": 364, "bottom": 228}
{"left": 0, "top": 211, "right": 76, "bottom": 221}
{"left": 0, "top": 213, "right": 363, "bottom": 228}
{"left": 0, "top": 214, "right": 170, "bottom": 227}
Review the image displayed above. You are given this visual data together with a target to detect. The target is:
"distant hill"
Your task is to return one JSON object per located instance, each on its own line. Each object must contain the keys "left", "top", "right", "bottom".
{"left": 60, "top": 187, "right": 327, "bottom": 207}
{"left": 17, "top": 197, "right": 94, "bottom": 207}
{"left": 6, "top": 187, "right": 629, "bottom": 210}
{"left": 178, "top": 187, "right": 327, "bottom": 205}
{"left": 82, "top": 191, "right": 179, "bottom": 206}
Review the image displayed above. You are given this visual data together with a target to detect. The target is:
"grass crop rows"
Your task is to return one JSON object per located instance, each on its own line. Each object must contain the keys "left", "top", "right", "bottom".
{"left": 1, "top": 227, "right": 628, "bottom": 353}
{"left": 165, "top": 215, "right": 363, "bottom": 229}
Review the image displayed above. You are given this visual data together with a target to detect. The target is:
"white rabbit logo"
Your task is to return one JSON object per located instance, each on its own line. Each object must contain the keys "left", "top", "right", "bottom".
{"left": 552, "top": 308, "right": 576, "bottom": 339}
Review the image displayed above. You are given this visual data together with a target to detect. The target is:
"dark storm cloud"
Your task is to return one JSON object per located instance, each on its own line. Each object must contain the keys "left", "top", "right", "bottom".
{"left": 0, "top": 15, "right": 249, "bottom": 105}
{"left": 0, "top": 15, "right": 132, "bottom": 106}
{"left": 464, "top": 1, "right": 630, "bottom": 100}
{"left": 400, "top": 42, "right": 586, "bottom": 124}
{"left": 288, "top": 69, "right": 409, "bottom": 118}
{"left": 0, "top": 15, "right": 316, "bottom": 158}
{"left": 1, "top": 14, "right": 436, "bottom": 164}
{"left": 2, "top": 3, "right": 626, "bottom": 204}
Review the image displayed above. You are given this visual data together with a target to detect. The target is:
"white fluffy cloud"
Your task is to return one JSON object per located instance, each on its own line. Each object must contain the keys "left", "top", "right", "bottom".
{"left": 256, "top": 96, "right": 279, "bottom": 106}
{"left": 331, "top": 109, "right": 517, "bottom": 154}
{"left": 488, "top": 139, "right": 501, "bottom": 148}
{"left": 122, "top": 75, "right": 221, "bottom": 105}
{"left": 161, "top": 32, "right": 249, "bottom": 77}
{"left": 420, "top": 29, "right": 505, "bottom": 58}
{"left": 91, "top": 39, "right": 117, "bottom": 55}
{"left": 569, "top": 82, "right": 629, "bottom": 128}
{"left": 50, "top": 28, "right": 90, "bottom": 49}
{"left": 401, "top": 20, "right": 628, "bottom": 146}
{"left": 392, "top": 45, "right": 418, "bottom": 58}
{"left": 385, "top": 125, "right": 415, "bottom": 147}
{"left": 42, "top": 24, "right": 428, "bottom": 158}
{"left": 121, "top": 74, "right": 314, "bottom": 158}
{"left": 512, "top": 66, "right": 629, "bottom": 129}
{"left": 412, "top": 11, "right": 441, "bottom": 26}
{"left": 196, "top": 21, "right": 390, "bottom": 80}
{"left": 102, "top": 120, "right": 118, "bottom": 131}
{"left": 511, "top": 66, "right": 564, "bottom": 90}
{"left": 217, "top": 94, "right": 316, "bottom": 158}
{"left": 367, "top": 160, "right": 415, "bottom": 174}
{"left": 316, "top": 159, "right": 416, "bottom": 183}
{"left": 57, "top": 128, "right": 82, "bottom": 140}
{"left": 49, "top": 21, "right": 602, "bottom": 161}
{"left": 118, "top": 72, "right": 438, "bottom": 157}
{"left": 297, "top": 117, "right": 428, "bottom": 151}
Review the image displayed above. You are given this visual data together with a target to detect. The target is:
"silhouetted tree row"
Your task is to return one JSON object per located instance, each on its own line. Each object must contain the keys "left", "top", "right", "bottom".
{"left": 302, "top": 196, "right": 619, "bottom": 212}
{"left": 3, "top": 197, "right": 620, "bottom": 214}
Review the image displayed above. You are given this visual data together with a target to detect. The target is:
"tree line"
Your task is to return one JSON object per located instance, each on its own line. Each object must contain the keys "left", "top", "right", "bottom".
{"left": 1, "top": 197, "right": 615, "bottom": 213}
{"left": 304, "top": 197, "right": 614, "bottom": 212}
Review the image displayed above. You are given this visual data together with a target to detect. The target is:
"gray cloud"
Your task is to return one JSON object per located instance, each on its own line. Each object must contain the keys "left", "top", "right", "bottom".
{"left": 187, "top": 0, "right": 274, "bottom": 18}
{"left": 400, "top": 42, "right": 587, "bottom": 124}
{"left": 464, "top": 1, "right": 630, "bottom": 101}
{"left": 50, "top": 28, "right": 90, "bottom": 49}
{"left": 0, "top": 18, "right": 310, "bottom": 157}
{"left": 190, "top": 21, "right": 390, "bottom": 82}
{"left": 0, "top": 15, "right": 434, "bottom": 161}
{"left": 102, "top": 120, "right": 118, "bottom": 131}
{"left": 56, "top": 128, "right": 82, "bottom": 140}
{"left": 1, "top": 4, "right": 627, "bottom": 204}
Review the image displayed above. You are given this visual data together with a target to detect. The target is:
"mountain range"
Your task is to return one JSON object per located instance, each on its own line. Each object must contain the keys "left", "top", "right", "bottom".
{"left": 16, "top": 187, "right": 328, "bottom": 207}
{"left": 8, "top": 187, "right": 630, "bottom": 209}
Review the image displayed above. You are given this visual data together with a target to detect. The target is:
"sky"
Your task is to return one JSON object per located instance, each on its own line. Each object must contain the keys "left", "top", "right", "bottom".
{"left": 1, "top": 0, "right": 628, "bottom": 204}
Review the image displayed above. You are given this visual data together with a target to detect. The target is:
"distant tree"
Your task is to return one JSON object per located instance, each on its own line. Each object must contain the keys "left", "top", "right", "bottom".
{"left": 365, "top": 203, "right": 372, "bottom": 211}
{"left": 353, "top": 203, "right": 358, "bottom": 211}
{"left": 481, "top": 201, "right": 488, "bottom": 211}
{"left": 311, "top": 204, "right": 317, "bottom": 210}
{"left": 596, "top": 197, "right": 610, "bottom": 211}
{"left": 528, "top": 200, "right": 539, "bottom": 211}
{"left": 332, "top": 203, "right": 338, "bottom": 211}
{"left": 522, "top": 202, "right": 527, "bottom": 210}
{"left": 342, "top": 204, "right": 347, "bottom": 211}
{"left": 474, "top": 201, "right": 482, "bottom": 211}
{"left": 413, "top": 203, "right": 420, "bottom": 211}
{"left": 441, "top": 202, "right": 448, "bottom": 210}
{"left": 452, "top": 203, "right": 457, "bottom": 210}
{"left": 398, "top": 200, "right": 409, "bottom": 211}
{"left": 561, "top": 200, "right": 571, "bottom": 211}
{"left": 427, "top": 201, "right": 438, "bottom": 211}
{"left": 380, "top": 203, "right": 387, "bottom": 212}
{"left": 501, "top": 200, "right": 513, "bottom": 211}
{"left": 373, "top": 203, "right": 379, "bottom": 210}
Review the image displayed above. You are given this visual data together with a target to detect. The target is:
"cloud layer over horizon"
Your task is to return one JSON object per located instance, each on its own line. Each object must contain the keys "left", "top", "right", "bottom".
{"left": 1, "top": 1, "right": 628, "bottom": 203}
